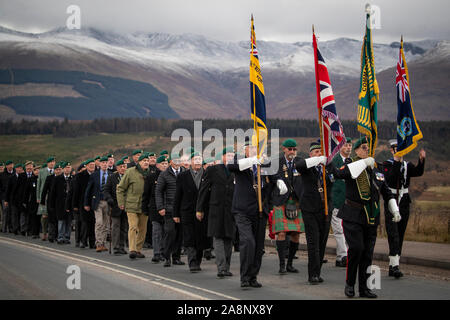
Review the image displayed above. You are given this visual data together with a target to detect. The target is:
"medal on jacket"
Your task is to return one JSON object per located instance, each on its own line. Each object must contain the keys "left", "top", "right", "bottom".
{"left": 283, "top": 164, "right": 288, "bottom": 178}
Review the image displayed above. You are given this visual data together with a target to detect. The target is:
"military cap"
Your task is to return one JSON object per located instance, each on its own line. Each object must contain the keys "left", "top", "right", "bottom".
{"left": 138, "top": 154, "right": 149, "bottom": 161}
{"left": 34, "top": 165, "right": 41, "bottom": 170}
{"left": 62, "top": 162, "right": 71, "bottom": 169}
{"left": 282, "top": 139, "right": 297, "bottom": 148}
{"left": 156, "top": 155, "right": 168, "bottom": 164}
{"left": 132, "top": 149, "right": 143, "bottom": 156}
{"left": 14, "top": 163, "right": 23, "bottom": 169}
{"left": 389, "top": 139, "right": 398, "bottom": 147}
{"left": 148, "top": 152, "right": 156, "bottom": 157}
{"left": 99, "top": 156, "right": 108, "bottom": 162}
{"left": 203, "top": 157, "right": 215, "bottom": 165}
{"left": 85, "top": 158, "right": 95, "bottom": 165}
{"left": 42, "top": 163, "right": 47, "bottom": 168}
{"left": 54, "top": 162, "right": 62, "bottom": 169}
{"left": 5, "top": 160, "right": 13, "bottom": 165}
{"left": 121, "top": 156, "right": 128, "bottom": 161}
{"left": 346, "top": 137, "right": 352, "bottom": 143}
{"left": 160, "top": 150, "right": 169, "bottom": 155}
{"left": 190, "top": 152, "right": 200, "bottom": 159}
{"left": 24, "top": 160, "right": 34, "bottom": 167}
{"left": 46, "top": 156, "right": 55, "bottom": 163}
{"left": 94, "top": 156, "right": 101, "bottom": 161}
{"left": 115, "top": 159, "right": 125, "bottom": 166}
{"left": 309, "top": 139, "right": 321, "bottom": 152}
{"left": 354, "top": 136, "right": 369, "bottom": 149}
{"left": 0, "top": 162, "right": 4, "bottom": 166}
{"left": 222, "top": 146, "right": 234, "bottom": 155}
{"left": 107, "top": 154, "right": 114, "bottom": 158}
{"left": 215, "top": 153, "right": 222, "bottom": 161}
{"left": 168, "top": 153, "right": 180, "bottom": 162}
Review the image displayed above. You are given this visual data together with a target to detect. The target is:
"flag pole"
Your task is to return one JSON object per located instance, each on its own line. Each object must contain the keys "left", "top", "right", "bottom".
{"left": 251, "top": 14, "right": 263, "bottom": 215}
{"left": 313, "top": 26, "right": 329, "bottom": 217}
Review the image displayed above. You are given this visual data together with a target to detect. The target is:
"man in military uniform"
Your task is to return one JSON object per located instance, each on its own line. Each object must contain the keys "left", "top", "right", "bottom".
{"left": 144, "top": 152, "right": 158, "bottom": 249}
{"left": 271, "top": 139, "right": 304, "bottom": 274}
{"left": 37, "top": 157, "right": 56, "bottom": 240}
{"left": 293, "top": 140, "right": 333, "bottom": 284}
{"left": 107, "top": 154, "right": 116, "bottom": 173}
{"left": 6, "top": 163, "right": 24, "bottom": 235}
{"left": 334, "top": 136, "right": 400, "bottom": 298}
{"left": 331, "top": 137, "right": 353, "bottom": 267}
{"left": 41, "top": 162, "right": 63, "bottom": 242}
{"left": 0, "top": 160, "right": 15, "bottom": 233}
{"left": 127, "top": 150, "right": 142, "bottom": 169}
{"left": 227, "top": 138, "right": 286, "bottom": 288}
{"left": 51, "top": 162, "right": 73, "bottom": 244}
{"left": 382, "top": 140, "right": 425, "bottom": 278}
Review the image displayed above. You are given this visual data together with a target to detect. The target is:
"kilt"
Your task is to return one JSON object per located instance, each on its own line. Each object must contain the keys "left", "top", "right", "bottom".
{"left": 271, "top": 200, "right": 304, "bottom": 234}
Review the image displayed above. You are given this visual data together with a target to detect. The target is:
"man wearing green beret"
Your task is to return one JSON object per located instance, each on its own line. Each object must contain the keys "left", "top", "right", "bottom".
{"left": 107, "top": 154, "right": 116, "bottom": 173}
{"left": 5, "top": 164, "right": 24, "bottom": 235}
{"left": 143, "top": 152, "right": 158, "bottom": 250}
{"left": 156, "top": 155, "right": 169, "bottom": 172}
{"left": 36, "top": 157, "right": 56, "bottom": 240}
{"left": 160, "top": 150, "right": 169, "bottom": 160}
{"left": 331, "top": 137, "right": 353, "bottom": 267}
{"left": 117, "top": 154, "right": 150, "bottom": 259}
{"left": 94, "top": 156, "right": 101, "bottom": 171}
{"left": 127, "top": 150, "right": 143, "bottom": 169}
{"left": 271, "top": 139, "right": 302, "bottom": 275}
{"left": 0, "top": 160, "right": 14, "bottom": 232}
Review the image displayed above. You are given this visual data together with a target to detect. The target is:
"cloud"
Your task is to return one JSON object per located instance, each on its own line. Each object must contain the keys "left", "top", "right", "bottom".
{"left": 0, "top": 0, "right": 448, "bottom": 43}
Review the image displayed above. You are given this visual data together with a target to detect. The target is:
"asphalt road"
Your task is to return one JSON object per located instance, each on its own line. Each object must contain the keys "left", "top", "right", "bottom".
{"left": 0, "top": 233, "right": 449, "bottom": 300}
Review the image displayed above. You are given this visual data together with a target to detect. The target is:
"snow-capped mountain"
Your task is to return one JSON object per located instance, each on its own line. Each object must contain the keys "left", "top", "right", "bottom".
{"left": 0, "top": 25, "right": 447, "bottom": 121}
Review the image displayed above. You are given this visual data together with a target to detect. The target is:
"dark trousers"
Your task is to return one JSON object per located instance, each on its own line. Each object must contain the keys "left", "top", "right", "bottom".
{"left": 20, "top": 206, "right": 30, "bottom": 234}
{"left": 112, "top": 212, "right": 128, "bottom": 250}
{"left": 342, "top": 219, "right": 377, "bottom": 291}
{"left": 186, "top": 246, "right": 204, "bottom": 268}
{"left": 385, "top": 199, "right": 410, "bottom": 256}
{"left": 163, "top": 216, "right": 182, "bottom": 261}
{"left": 10, "top": 205, "right": 20, "bottom": 233}
{"left": 145, "top": 216, "right": 153, "bottom": 245}
{"left": 81, "top": 211, "right": 95, "bottom": 247}
{"left": 235, "top": 212, "right": 267, "bottom": 282}
{"left": 302, "top": 211, "right": 331, "bottom": 279}
{"left": 1, "top": 200, "right": 11, "bottom": 232}
{"left": 29, "top": 205, "right": 40, "bottom": 236}
{"left": 73, "top": 212, "right": 82, "bottom": 245}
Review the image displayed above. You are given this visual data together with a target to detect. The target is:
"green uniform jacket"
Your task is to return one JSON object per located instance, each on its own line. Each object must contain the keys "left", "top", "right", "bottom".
{"left": 36, "top": 167, "right": 51, "bottom": 215}
{"left": 331, "top": 154, "right": 346, "bottom": 209}
{"left": 116, "top": 166, "right": 146, "bottom": 214}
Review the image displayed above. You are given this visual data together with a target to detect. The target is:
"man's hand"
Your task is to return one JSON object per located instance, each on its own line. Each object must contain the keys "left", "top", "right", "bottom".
{"left": 84, "top": 206, "right": 90, "bottom": 212}
{"left": 37, "top": 200, "right": 40, "bottom": 204}
{"left": 4, "top": 202, "right": 8, "bottom": 207}
{"left": 419, "top": 149, "right": 426, "bottom": 161}
{"left": 196, "top": 211, "right": 204, "bottom": 221}
{"left": 73, "top": 207, "right": 78, "bottom": 212}
{"left": 173, "top": 217, "right": 180, "bottom": 223}
{"left": 158, "top": 209, "right": 166, "bottom": 216}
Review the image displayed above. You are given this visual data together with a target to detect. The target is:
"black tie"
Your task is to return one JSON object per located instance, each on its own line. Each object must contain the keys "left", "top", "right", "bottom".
{"left": 288, "top": 161, "right": 293, "bottom": 172}
{"left": 345, "top": 158, "right": 352, "bottom": 164}
{"left": 101, "top": 172, "right": 106, "bottom": 191}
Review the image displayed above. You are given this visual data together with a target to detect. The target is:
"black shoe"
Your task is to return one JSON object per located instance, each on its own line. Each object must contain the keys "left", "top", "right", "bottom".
{"left": 217, "top": 271, "right": 226, "bottom": 278}
{"left": 293, "top": 255, "right": 298, "bottom": 259}
{"left": 308, "top": 276, "right": 320, "bottom": 285}
{"left": 48, "top": 239, "right": 54, "bottom": 243}
{"left": 223, "top": 271, "right": 233, "bottom": 277}
{"left": 240, "top": 280, "right": 250, "bottom": 288}
{"left": 345, "top": 285, "right": 355, "bottom": 298}
{"left": 322, "top": 259, "right": 328, "bottom": 263}
{"left": 204, "top": 250, "right": 212, "bottom": 260}
{"left": 318, "top": 277, "right": 324, "bottom": 283}
{"left": 64, "top": 240, "right": 71, "bottom": 244}
{"left": 279, "top": 265, "right": 287, "bottom": 275}
{"left": 360, "top": 289, "right": 378, "bottom": 298}
{"left": 136, "top": 252, "right": 145, "bottom": 258}
{"left": 286, "top": 265, "right": 299, "bottom": 273}
{"left": 151, "top": 256, "right": 160, "bottom": 263}
{"left": 336, "top": 257, "right": 347, "bottom": 267}
{"left": 389, "top": 266, "right": 403, "bottom": 278}
{"left": 80, "top": 243, "right": 86, "bottom": 249}
{"left": 164, "top": 259, "right": 171, "bottom": 267}
{"left": 129, "top": 251, "right": 137, "bottom": 259}
{"left": 190, "top": 265, "right": 201, "bottom": 273}
{"left": 75, "top": 242, "right": 80, "bottom": 248}
{"left": 114, "top": 250, "right": 122, "bottom": 255}
{"left": 172, "top": 259, "right": 185, "bottom": 265}
{"left": 119, "top": 249, "right": 127, "bottom": 254}
{"left": 249, "top": 279, "right": 262, "bottom": 288}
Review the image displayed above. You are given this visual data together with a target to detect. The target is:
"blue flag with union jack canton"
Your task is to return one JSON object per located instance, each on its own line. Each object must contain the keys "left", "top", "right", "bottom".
{"left": 313, "top": 32, "right": 346, "bottom": 163}
{"left": 395, "top": 38, "right": 422, "bottom": 157}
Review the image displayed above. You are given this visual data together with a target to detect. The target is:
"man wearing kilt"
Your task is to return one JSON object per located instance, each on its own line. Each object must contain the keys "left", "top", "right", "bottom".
{"left": 271, "top": 139, "right": 304, "bottom": 274}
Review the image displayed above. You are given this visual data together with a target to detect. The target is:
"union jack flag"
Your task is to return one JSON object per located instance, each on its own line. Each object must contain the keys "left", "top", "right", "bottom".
{"left": 313, "top": 32, "right": 346, "bottom": 163}
{"left": 396, "top": 49, "right": 409, "bottom": 103}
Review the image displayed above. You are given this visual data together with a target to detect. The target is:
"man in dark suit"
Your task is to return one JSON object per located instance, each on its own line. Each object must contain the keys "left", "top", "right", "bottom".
{"left": 0, "top": 160, "right": 15, "bottom": 233}
{"left": 6, "top": 163, "right": 24, "bottom": 235}
{"left": 41, "top": 163, "right": 62, "bottom": 242}
{"left": 50, "top": 162, "right": 73, "bottom": 244}
{"left": 156, "top": 154, "right": 185, "bottom": 267}
{"left": 144, "top": 152, "right": 157, "bottom": 249}
{"left": 23, "top": 165, "right": 40, "bottom": 238}
{"left": 72, "top": 159, "right": 96, "bottom": 249}
{"left": 228, "top": 139, "right": 285, "bottom": 288}
{"left": 85, "top": 156, "right": 110, "bottom": 252}
{"left": 197, "top": 148, "right": 236, "bottom": 278}
{"left": 104, "top": 159, "right": 128, "bottom": 255}
{"left": 107, "top": 154, "right": 116, "bottom": 173}
{"left": 18, "top": 161, "right": 36, "bottom": 236}
{"left": 293, "top": 140, "right": 334, "bottom": 285}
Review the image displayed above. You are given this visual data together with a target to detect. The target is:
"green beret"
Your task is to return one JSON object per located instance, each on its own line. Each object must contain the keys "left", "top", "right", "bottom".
{"left": 309, "top": 140, "right": 321, "bottom": 152}
{"left": 94, "top": 156, "right": 101, "bottom": 161}
{"left": 354, "top": 136, "right": 369, "bottom": 150}
{"left": 203, "top": 157, "right": 215, "bottom": 165}
{"left": 121, "top": 156, "right": 128, "bottom": 161}
{"left": 148, "top": 152, "right": 156, "bottom": 157}
{"left": 62, "top": 162, "right": 71, "bottom": 169}
{"left": 346, "top": 137, "right": 352, "bottom": 143}
{"left": 42, "top": 163, "right": 47, "bottom": 168}
{"left": 107, "top": 154, "right": 114, "bottom": 158}
{"left": 156, "top": 156, "right": 167, "bottom": 164}
{"left": 85, "top": 158, "right": 95, "bottom": 165}
{"left": 54, "top": 162, "right": 62, "bottom": 169}
{"left": 190, "top": 152, "right": 200, "bottom": 160}
{"left": 115, "top": 159, "right": 125, "bottom": 166}
{"left": 0, "top": 162, "right": 4, "bottom": 166}
{"left": 5, "top": 160, "right": 13, "bottom": 165}
{"left": 215, "top": 153, "right": 222, "bottom": 161}
{"left": 282, "top": 139, "right": 297, "bottom": 148}
{"left": 160, "top": 150, "right": 168, "bottom": 155}
{"left": 14, "top": 163, "right": 23, "bottom": 169}
{"left": 222, "top": 146, "right": 234, "bottom": 155}
{"left": 132, "top": 150, "right": 142, "bottom": 156}
{"left": 46, "top": 157, "right": 55, "bottom": 163}
{"left": 168, "top": 153, "right": 180, "bottom": 162}
{"left": 100, "top": 156, "right": 108, "bottom": 162}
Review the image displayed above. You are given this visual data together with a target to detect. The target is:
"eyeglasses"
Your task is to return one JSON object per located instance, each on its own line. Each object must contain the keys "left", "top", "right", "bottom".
{"left": 360, "top": 145, "right": 369, "bottom": 151}
{"left": 287, "top": 148, "right": 297, "bottom": 151}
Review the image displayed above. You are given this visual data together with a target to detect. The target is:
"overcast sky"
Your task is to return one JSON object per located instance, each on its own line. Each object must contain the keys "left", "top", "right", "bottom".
{"left": 1, "top": 0, "right": 448, "bottom": 43}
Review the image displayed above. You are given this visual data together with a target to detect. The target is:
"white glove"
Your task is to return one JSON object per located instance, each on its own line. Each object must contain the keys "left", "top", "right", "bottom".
{"left": 277, "top": 179, "right": 288, "bottom": 195}
{"left": 305, "top": 156, "right": 327, "bottom": 169}
{"left": 364, "top": 157, "right": 375, "bottom": 169}
{"left": 238, "top": 156, "right": 260, "bottom": 171}
{"left": 347, "top": 159, "right": 368, "bottom": 179}
{"left": 388, "top": 199, "right": 401, "bottom": 222}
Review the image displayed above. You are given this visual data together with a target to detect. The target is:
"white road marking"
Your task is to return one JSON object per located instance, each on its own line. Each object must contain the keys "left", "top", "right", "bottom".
{"left": 0, "top": 236, "right": 239, "bottom": 300}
